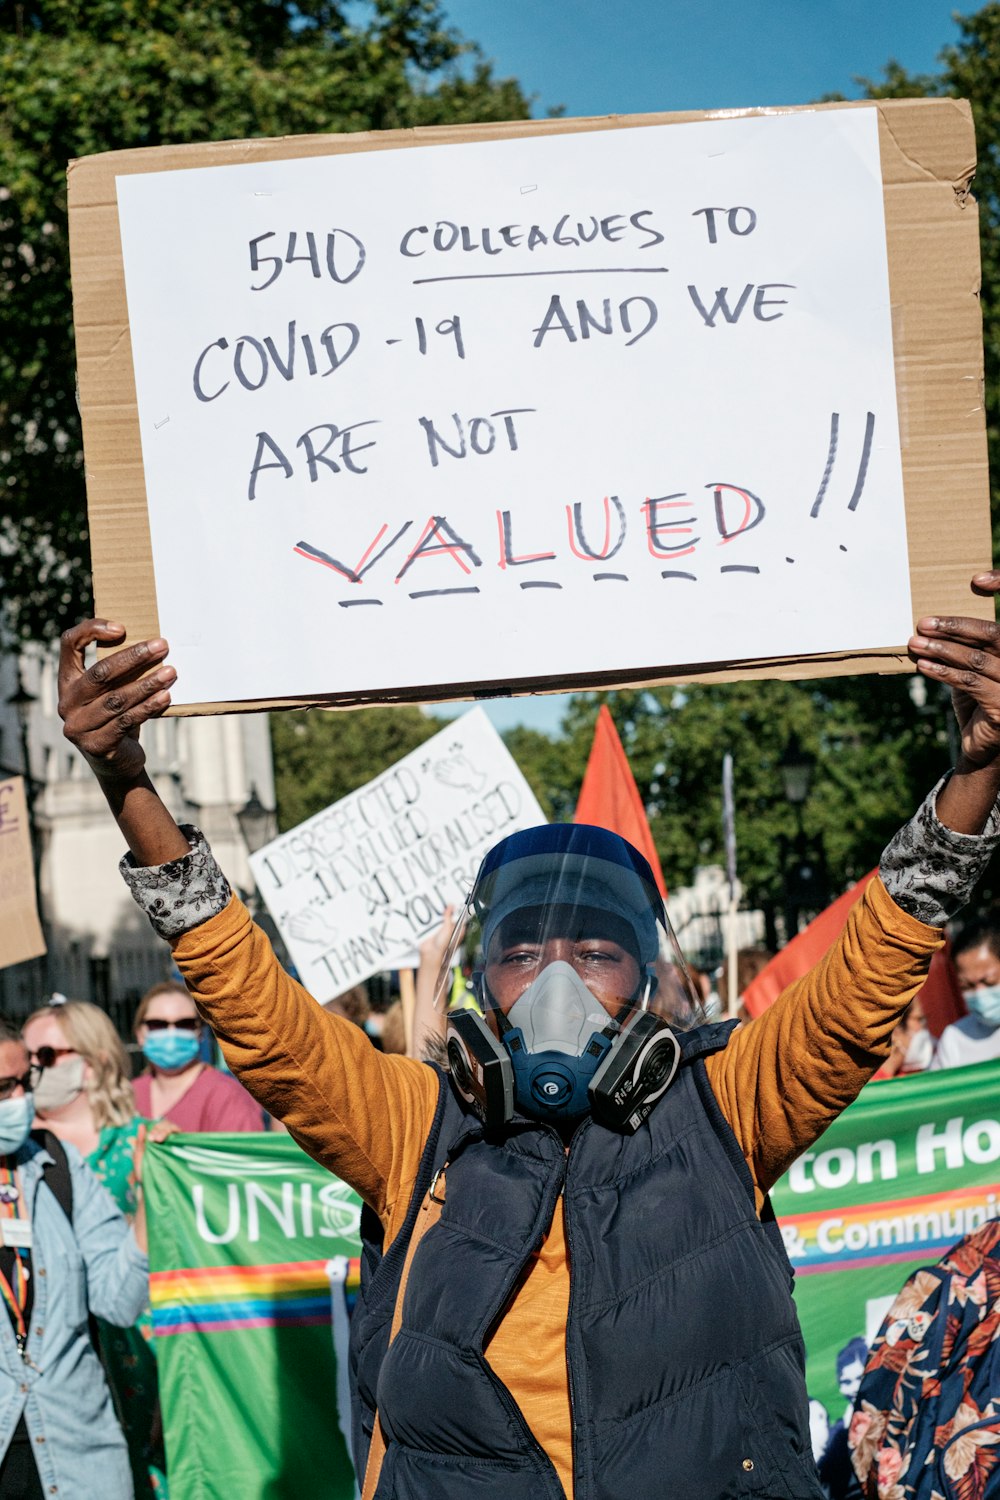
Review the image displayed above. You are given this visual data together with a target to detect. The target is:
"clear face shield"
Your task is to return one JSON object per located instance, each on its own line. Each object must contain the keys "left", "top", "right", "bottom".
{"left": 436, "top": 825, "right": 705, "bottom": 1131}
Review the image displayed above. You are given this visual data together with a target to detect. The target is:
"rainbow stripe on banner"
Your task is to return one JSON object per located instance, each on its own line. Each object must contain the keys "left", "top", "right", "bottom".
{"left": 779, "top": 1180, "right": 1000, "bottom": 1275}
{"left": 150, "top": 1256, "right": 362, "bottom": 1336}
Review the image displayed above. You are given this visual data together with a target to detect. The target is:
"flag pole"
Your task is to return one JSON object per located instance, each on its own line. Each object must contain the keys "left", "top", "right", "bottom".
{"left": 722, "top": 754, "right": 739, "bottom": 1019}
{"left": 399, "top": 968, "right": 416, "bottom": 1056}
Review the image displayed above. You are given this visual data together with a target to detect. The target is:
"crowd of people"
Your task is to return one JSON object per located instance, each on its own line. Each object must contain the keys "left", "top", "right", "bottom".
{"left": 3, "top": 581, "right": 1000, "bottom": 1498}
{"left": 0, "top": 982, "right": 269, "bottom": 1498}
{"left": 2, "top": 876, "right": 999, "bottom": 1498}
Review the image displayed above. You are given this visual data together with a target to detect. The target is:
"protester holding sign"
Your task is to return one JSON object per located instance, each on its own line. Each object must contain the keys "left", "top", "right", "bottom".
{"left": 55, "top": 579, "right": 1000, "bottom": 1500}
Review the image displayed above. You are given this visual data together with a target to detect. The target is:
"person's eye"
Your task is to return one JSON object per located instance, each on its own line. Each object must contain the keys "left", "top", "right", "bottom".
{"left": 500, "top": 949, "right": 539, "bottom": 966}
{"left": 578, "top": 947, "right": 617, "bottom": 963}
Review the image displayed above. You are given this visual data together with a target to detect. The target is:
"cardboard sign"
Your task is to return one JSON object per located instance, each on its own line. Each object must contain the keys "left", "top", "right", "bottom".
{"left": 0, "top": 778, "right": 46, "bottom": 969}
{"left": 248, "top": 708, "right": 546, "bottom": 997}
{"left": 68, "top": 99, "right": 990, "bottom": 714}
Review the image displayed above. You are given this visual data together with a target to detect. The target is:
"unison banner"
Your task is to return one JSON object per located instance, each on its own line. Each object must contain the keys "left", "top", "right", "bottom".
{"left": 144, "top": 1134, "right": 363, "bottom": 1499}
{"left": 772, "top": 1058, "right": 1000, "bottom": 1422}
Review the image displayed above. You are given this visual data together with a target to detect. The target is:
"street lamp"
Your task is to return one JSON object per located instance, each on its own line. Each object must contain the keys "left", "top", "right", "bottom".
{"left": 778, "top": 732, "right": 815, "bottom": 811}
{"left": 7, "top": 665, "right": 36, "bottom": 770}
{"left": 778, "top": 733, "right": 825, "bottom": 938}
{"left": 5, "top": 662, "right": 48, "bottom": 985}
{"left": 235, "top": 783, "right": 277, "bottom": 856}
{"left": 234, "top": 783, "right": 289, "bottom": 965}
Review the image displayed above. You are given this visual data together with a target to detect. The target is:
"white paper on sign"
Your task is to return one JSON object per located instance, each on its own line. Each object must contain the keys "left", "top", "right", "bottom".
{"left": 116, "top": 109, "right": 910, "bottom": 705}
{"left": 248, "top": 708, "right": 546, "bottom": 998}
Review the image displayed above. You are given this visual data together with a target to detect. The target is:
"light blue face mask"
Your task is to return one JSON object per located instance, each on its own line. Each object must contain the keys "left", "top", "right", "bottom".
{"left": 0, "top": 1093, "right": 35, "bottom": 1157}
{"left": 963, "top": 983, "right": 1000, "bottom": 1029}
{"left": 142, "top": 1030, "right": 201, "bottom": 1071}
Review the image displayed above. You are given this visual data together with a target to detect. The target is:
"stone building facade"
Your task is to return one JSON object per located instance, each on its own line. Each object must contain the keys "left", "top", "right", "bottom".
{"left": 0, "top": 644, "right": 275, "bottom": 1027}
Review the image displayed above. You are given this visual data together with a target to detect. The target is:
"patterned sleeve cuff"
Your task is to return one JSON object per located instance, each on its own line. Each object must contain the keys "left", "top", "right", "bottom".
{"left": 119, "top": 825, "right": 232, "bottom": 939}
{"left": 879, "top": 774, "right": 1000, "bottom": 927}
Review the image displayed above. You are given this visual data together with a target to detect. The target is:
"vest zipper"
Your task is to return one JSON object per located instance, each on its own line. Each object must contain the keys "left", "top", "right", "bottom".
{"left": 479, "top": 1357, "right": 565, "bottom": 1494}
{"left": 476, "top": 1133, "right": 568, "bottom": 1499}
{"left": 564, "top": 1120, "right": 590, "bottom": 1500}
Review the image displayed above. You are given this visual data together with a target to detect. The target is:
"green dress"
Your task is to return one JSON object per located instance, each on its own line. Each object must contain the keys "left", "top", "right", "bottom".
{"left": 88, "top": 1118, "right": 168, "bottom": 1500}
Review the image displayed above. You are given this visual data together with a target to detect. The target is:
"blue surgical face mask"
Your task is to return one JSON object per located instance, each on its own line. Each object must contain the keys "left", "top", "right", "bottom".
{"left": 142, "top": 1030, "right": 201, "bottom": 1071}
{"left": 963, "top": 983, "right": 1000, "bottom": 1029}
{"left": 0, "top": 1093, "right": 35, "bottom": 1157}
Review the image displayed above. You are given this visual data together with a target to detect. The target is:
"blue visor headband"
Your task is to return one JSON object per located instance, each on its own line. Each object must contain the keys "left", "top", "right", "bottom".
{"left": 474, "top": 824, "right": 663, "bottom": 967}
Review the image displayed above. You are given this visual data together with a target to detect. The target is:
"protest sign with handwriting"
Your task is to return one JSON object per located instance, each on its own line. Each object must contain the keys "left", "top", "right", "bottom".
{"left": 248, "top": 708, "right": 545, "bottom": 997}
{"left": 0, "top": 777, "right": 45, "bottom": 970}
{"left": 111, "top": 107, "right": 914, "bottom": 706}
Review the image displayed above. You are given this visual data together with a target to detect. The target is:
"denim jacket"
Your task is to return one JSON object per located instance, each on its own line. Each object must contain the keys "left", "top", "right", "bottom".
{"left": 0, "top": 1135, "right": 150, "bottom": 1498}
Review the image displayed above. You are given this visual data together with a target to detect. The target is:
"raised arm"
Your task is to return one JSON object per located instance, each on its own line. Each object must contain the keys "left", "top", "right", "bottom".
{"left": 57, "top": 620, "right": 189, "bottom": 864}
{"left": 707, "top": 571, "right": 1000, "bottom": 1202}
{"left": 910, "top": 573, "right": 1000, "bottom": 831}
{"left": 57, "top": 621, "right": 439, "bottom": 1225}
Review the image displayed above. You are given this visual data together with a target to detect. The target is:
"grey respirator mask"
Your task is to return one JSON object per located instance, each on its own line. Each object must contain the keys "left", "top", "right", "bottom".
{"left": 441, "top": 824, "right": 702, "bottom": 1134}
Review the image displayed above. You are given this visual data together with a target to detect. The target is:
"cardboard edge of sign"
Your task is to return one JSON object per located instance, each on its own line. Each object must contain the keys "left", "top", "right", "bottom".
{"left": 0, "top": 777, "right": 47, "bottom": 970}
{"left": 68, "top": 96, "right": 992, "bottom": 717}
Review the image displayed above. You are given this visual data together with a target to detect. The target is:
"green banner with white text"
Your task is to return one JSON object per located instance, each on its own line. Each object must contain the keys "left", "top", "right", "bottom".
{"left": 144, "top": 1134, "right": 363, "bottom": 1500}
{"left": 140, "top": 1067, "right": 1000, "bottom": 1494}
{"left": 772, "top": 1057, "right": 1000, "bottom": 1424}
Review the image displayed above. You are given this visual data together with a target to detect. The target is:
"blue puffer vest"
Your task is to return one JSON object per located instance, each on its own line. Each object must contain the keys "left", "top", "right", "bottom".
{"left": 350, "top": 1021, "right": 824, "bottom": 1500}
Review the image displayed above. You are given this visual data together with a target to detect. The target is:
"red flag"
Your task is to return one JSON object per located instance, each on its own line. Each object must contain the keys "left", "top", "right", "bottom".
{"left": 573, "top": 706, "right": 667, "bottom": 897}
{"left": 918, "top": 940, "right": 965, "bottom": 1038}
{"left": 742, "top": 871, "right": 965, "bottom": 1036}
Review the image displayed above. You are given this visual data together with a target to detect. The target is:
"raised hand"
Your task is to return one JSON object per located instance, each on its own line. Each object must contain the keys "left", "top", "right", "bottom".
{"left": 58, "top": 621, "right": 176, "bottom": 782}
{"left": 909, "top": 572, "right": 1000, "bottom": 769}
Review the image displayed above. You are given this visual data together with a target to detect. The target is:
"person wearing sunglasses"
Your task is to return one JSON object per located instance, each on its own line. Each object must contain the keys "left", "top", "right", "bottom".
{"left": 131, "top": 983, "right": 263, "bottom": 1132}
{"left": 54, "top": 587, "right": 1000, "bottom": 1500}
{"left": 20, "top": 1000, "right": 173, "bottom": 1499}
{"left": 0, "top": 1017, "right": 150, "bottom": 1500}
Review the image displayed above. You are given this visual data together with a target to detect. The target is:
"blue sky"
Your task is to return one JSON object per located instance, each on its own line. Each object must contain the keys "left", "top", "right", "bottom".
{"left": 441, "top": 1, "right": 961, "bottom": 119}
{"left": 429, "top": 0, "right": 963, "bottom": 735}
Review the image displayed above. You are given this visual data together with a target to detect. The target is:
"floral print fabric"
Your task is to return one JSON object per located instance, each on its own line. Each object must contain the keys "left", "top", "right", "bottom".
{"left": 879, "top": 776, "right": 1000, "bottom": 929}
{"left": 120, "top": 825, "right": 231, "bottom": 939}
{"left": 849, "top": 1220, "right": 1000, "bottom": 1500}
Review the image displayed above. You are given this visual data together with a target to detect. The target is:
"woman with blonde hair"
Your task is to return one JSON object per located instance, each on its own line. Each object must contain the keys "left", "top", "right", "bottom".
{"left": 21, "top": 1000, "right": 169, "bottom": 1499}
{"left": 22, "top": 1000, "right": 134, "bottom": 1157}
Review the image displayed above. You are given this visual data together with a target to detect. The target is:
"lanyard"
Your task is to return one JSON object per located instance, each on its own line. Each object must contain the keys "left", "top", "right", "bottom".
{"left": 0, "top": 1160, "right": 29, "bottom": 1351}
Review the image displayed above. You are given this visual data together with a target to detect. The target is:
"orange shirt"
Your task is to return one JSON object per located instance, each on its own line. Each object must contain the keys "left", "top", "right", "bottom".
{"left": 171, "top": 875, "right": 940, "bottom": 1499}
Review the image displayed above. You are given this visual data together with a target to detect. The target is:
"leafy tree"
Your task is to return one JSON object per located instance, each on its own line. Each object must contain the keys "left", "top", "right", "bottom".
{"left": 499, "top": 724, "right": 579, "bottom": 822}
{"left": 536, "top": 672, "right": 961, "bottom": 935}
{"left": 270, "top": 702, "right": 441, "bottom": 830}
{"left": 851, "top": 5, "right": 1000, "bottom": 553}
{"left": 0, "top": 0, "right": 530, "bottom": 642}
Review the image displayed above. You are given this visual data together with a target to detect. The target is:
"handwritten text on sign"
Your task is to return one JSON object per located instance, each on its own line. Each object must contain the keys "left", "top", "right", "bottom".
{"left": 248, "top": 709, "right": 546, "bottom": 997}
{"left": 116, "top": 109, "right": 910, "bottom": 705}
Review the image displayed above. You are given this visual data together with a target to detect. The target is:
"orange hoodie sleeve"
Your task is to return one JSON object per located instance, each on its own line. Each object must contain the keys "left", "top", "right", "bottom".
{"left": 169, "top": 894, "right": 439, "bottom": 1231}
{"left": 705, "top": 875, "right": 943, "bottom": 1205}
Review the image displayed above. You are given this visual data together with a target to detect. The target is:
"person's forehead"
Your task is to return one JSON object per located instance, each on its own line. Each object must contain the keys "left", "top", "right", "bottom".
{"left": 0, "top": 1040, "right": 28, "bottom": 1076}
{"left": 489, "top": 905, "right": 638, "bottom": 952}
{"left": 956, "top": 942, "right": 1000, "bottom": 980}
{"left": 22, "top": 1012, "right": 66, "bottom": 1049}
{"left": 145, "top": 989, "right": 197, "bottom": 1019}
